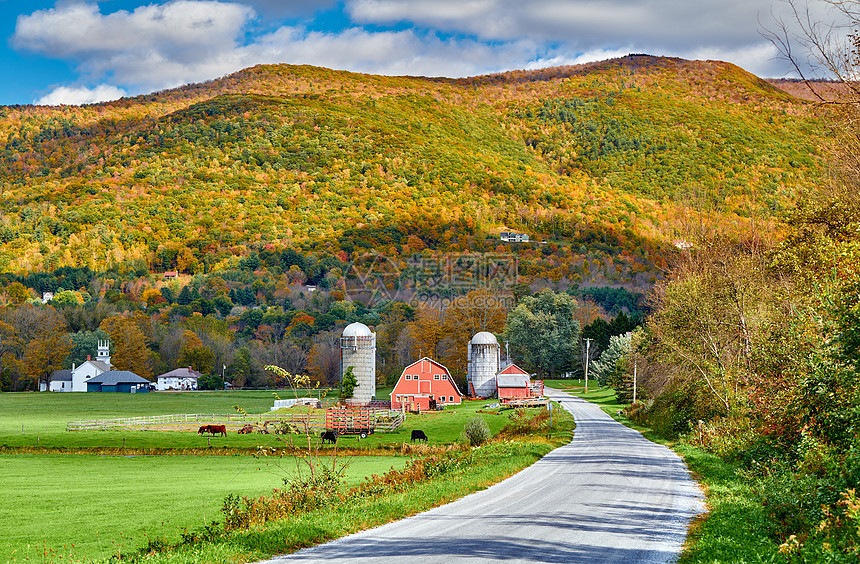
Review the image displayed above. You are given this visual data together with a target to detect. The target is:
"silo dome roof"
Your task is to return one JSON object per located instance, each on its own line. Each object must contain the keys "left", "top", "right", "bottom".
{"left": 471, "top": 331, "right": 499, "bottom": 345}
{"left": 342, "top": 322, "right": 372, "bottom": 338}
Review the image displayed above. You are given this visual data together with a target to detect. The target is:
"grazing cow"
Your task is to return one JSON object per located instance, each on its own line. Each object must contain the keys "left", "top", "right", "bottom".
{"left": 238, "top": 424, "right": 254, "bottom": 434}
{"left": 198, "top": 424, "right": 227, "bottom": 436}
{"left": 411, "top": 429, "right": 428, "bottom": 443}
{"left": 321, "top": 430, "right": 338, "bottom": 444}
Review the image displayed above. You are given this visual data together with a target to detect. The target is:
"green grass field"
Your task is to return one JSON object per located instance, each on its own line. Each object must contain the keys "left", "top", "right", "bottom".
{"left": 0, "top": 389, "right": 520, "bottom": 562}
{"left": 0, "top": 454, "right": 405, "bottom": 563}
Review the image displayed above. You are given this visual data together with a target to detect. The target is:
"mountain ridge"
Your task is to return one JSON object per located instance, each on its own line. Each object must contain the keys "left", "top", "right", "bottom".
{"left": 0, "top": 55, "right": 821, "bottom": 286}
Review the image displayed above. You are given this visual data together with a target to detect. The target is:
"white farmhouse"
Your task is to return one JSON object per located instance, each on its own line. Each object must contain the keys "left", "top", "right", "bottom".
{"left": 156, "top": 367, "right": 202, "bottom": 391}
{"left": 47, "top": 369, "right": 72, "bottom": 392}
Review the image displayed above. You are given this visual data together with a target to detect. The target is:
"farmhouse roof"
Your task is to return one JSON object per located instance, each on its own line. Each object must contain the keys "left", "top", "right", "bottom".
{"left": 157, "top": 367, "right": 202, "bottom": 380}
{"left": 80, "top": 359, "right": 112, "bottom": 372}
{"left": 50, "top": 369, "right": 72, "bottom": 382}
{"left": 87, "top": 371, "right": 150, "bottom": 385}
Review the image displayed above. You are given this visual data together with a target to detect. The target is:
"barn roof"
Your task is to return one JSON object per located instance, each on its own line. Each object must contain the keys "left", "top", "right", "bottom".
{"left": 498, "top": 363, "right": 530, "bottom": 376}
{"left": 399, "top": 357, "right": 464, "bottom": 397}
{"left": 87, "top": 371, "right": 150, "bottom": 385}
{"left": 497, "top": 372, "right": 530, "bottom": 388}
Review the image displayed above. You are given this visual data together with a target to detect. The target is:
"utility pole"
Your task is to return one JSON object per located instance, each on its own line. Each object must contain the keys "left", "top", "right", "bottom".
{"left": 633, "top": 360, "right": 637, "bottom": 404}
{"left": 584, "top": 338, "right": 592, "bottom": 393}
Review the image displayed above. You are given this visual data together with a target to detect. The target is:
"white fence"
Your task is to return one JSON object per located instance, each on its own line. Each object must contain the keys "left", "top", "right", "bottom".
{"left": 67, "top": 411, "right": 404, "bottom": 433}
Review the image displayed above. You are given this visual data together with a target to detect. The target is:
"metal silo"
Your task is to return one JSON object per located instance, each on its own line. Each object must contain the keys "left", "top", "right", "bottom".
{"left": 340, "top": 322, "right": 377, "bottom": 405}
{"left": 467, "top": 331, "right": 500, "bottom": 397}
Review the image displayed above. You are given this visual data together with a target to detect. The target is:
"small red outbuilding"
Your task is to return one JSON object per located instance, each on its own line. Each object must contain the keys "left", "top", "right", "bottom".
{"left": 391, "top": 357, "right": 463, "bottom": 411}
{"left": 496, "top": 364, "right": 541, "bottom": 400}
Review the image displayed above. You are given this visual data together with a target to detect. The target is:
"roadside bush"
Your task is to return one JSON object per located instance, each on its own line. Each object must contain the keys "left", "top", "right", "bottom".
{"left": 222, "top": 465, "right": 344, "bottom": 531}
{"left": 502, "top": 408, "right": 550, "bottom": 436}
{"left": 461, "top": 416, "right": 491, "bottom": 446}
{"left": 634, "top": 379, "right": 725, "bottom": 438}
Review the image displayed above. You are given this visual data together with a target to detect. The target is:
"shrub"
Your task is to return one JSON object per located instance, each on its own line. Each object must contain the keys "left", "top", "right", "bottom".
{"left": 502, "top": 408, "right": 550, "bottom": 436}
{"left": 461, "top": 416, "right": 491, "bottom": 446}
{"left": 221, "top": 464, "right": 344, "bottom": 531}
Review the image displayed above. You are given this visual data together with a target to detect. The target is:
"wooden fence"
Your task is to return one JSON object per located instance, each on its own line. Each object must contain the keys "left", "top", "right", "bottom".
{"left": 67, "top": 410, "right": 404, "bottom": 433}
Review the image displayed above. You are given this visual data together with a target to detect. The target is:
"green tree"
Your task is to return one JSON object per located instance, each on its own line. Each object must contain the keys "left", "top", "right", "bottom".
{"left": 213, "top": 295, "right": 233, "bottom": 317}
{"left": 592, "top": 332, "right": 634, "bottom": 402}
{"left": 340, "top": 365, "right": 357, "bottom": 401}
{"left": 67, "top": 329, "right": 110, "bottom": 367}
{"left": 504, "top": 290, "right": 580, "bottom": 377}
{"left": 228, "top": 347, "right": 252, "bottom": 389}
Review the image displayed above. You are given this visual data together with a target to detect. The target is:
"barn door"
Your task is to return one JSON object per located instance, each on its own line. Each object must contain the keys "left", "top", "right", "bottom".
{"left": 420, "top": 381, "right": 430, "bottom": 394}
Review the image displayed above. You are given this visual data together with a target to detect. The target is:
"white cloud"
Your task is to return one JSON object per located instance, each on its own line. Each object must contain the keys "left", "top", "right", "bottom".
{"left": 11, "top": 0, "right": 838, "bottom": 102}
{"left": 35, "top": 84, "right": 128, "bottom": 106}
{"left": 242, "top": 26, "right": 540, "bottom": 77}
{"left": 347, "top": 0, "right": 774, "bottom": 45}
{"left": 14, "top": 1, "right": 256, "bottom": 91}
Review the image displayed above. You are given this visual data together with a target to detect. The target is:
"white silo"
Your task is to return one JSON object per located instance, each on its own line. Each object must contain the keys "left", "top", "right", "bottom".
{"left": 467, "top": 332, "right": 500, "bottom": 397}
{"left": 340, "top": 322, "right": 377, "bottom": 405}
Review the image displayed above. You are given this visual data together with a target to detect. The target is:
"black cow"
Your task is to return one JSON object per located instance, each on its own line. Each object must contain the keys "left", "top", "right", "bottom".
{"left": 411, "top": 429, "right": 428, "bottom": 443}
{"left": 321, "top": 430, "right": 338, "bottom": 444}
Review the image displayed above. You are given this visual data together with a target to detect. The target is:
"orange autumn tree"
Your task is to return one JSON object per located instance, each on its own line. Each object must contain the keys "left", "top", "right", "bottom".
{"left": 22, "top": 307, "right": 72, "bottom": 390}
{"left": 440, "top": 287, "right": 511, "bottom": 382}
{"left": 100, "top": 312, "right": 154, "bottom": 380}
{"left": 405, "top": 304, "right": 444, "bottom": 360}
{"left": 177, "top": 329, "right": 214, "bottom": 374}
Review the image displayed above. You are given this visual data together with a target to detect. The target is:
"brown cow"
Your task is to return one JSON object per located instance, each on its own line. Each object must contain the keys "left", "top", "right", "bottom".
{"left": 198, "top": 424, "right": 227, "bottom": 436}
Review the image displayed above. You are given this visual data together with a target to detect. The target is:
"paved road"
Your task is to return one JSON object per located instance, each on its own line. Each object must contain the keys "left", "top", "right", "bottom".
{"left": 257, "top": 388, "right": 705, "bottom": 564}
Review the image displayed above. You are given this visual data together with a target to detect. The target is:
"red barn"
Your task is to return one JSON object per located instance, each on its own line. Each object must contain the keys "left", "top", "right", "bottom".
{"left": 391, "top": 357, "right": 463, "bottom": 411}
{"left": 496, "top": 364, "right": 535, "bottom": 400}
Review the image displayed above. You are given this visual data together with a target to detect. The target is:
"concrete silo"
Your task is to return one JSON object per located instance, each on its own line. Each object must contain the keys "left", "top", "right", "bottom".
{"left": 467, "top": 331, "right": 500, "bottom": 397}
{"left": 340, "top": 322, "right": 376, "bottom": 405}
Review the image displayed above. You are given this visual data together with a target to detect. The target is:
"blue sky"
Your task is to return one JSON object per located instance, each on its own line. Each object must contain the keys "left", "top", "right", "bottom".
{"left": 0, "top": 1, "right": 837, "bottom": 106}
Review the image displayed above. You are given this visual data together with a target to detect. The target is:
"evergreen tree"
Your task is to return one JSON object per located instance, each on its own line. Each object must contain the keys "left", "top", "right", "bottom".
{"left": 340, "top": 365, "right": 357, "bottom": 401}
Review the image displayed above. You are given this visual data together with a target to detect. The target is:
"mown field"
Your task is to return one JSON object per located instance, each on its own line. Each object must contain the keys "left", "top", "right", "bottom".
{"left": 0, "top": 454, "right": 404, "bottom": 563}
{"left": 0, "top": 389, "right": 523, "bottom": 562}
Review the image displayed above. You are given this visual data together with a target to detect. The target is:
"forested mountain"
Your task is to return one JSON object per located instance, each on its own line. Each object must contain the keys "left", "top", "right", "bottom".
{"left": 0, "top": 55, "right": 820, "bottom": 285}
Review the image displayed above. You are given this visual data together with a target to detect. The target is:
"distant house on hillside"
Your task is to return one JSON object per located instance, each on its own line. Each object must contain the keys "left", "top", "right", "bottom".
{"left": 156, "top": 367, "right": 202, "bottom": 391}
{"left": 86, "top": 371, "right": 151, "bottom": 393}
{"left": 500, "top": 232, "right": 530, "bottom": 243}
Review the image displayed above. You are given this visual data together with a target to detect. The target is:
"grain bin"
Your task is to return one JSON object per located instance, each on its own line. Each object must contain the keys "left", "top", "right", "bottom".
{"left": 340, "top": 322, "right": 376, "bottom": 405}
